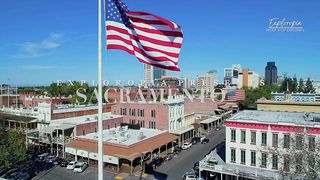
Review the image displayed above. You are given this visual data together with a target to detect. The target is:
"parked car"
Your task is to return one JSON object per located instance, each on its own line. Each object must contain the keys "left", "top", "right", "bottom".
{"left": 200, "top": 136, "right": 206, "bottom": 142}
{"left": 182, "top": 172, "right": 198, "bottom": 180}
{"left": 37, "top": 153, "right": 49, "bottom": 161}
{"left": 73, "top": 162, "right": 88, "bottom": 173}
{"left": 201, "top": 138, "right": 210, "bottom": 144}
{"left": 45, "top": 155, "right": 57, "bottom": 163}
{"left": 60, "top": 159, "right": 70, "bottom": 167}
{"left": 53, "top": 158, "right": 63, "bottom": 165}
{"left": 66, "top": 161, "right": 77, "bottom": 170}
{"left": 181, "top": 142, "right": 192, "bottom": 150}
{"left": 192, "top": 137, "right": 200, "bottom": 144}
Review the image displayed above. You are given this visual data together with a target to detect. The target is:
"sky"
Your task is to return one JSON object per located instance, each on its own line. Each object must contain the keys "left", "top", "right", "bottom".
{"left": 0, "top": 0, "right": 319, "bottom": 86}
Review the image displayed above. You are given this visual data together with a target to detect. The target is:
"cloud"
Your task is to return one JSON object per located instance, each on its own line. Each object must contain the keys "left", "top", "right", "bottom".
{"left": 21, "top": 65, "right": 57, "bottom": 70}
{"left": 12, "top": 33, "right": 64, "bottom": 59}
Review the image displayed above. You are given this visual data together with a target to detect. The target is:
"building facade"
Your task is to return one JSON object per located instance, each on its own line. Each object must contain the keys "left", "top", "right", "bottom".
{"left": 144, "top": 64, "right": 166, "bottom": 86}
{"left": 196, "top": 72, "right": 217, "bottom": 93}
{"left": 237, "top": 68, "right": 260, "bottom": 89}
{"left": 265, "top": 61, "right": 278, "bottom": 85}
{"left": 199, "top": 110, "right": 320, "bottom": 179}
{"left": 111, "top": 95, "right": 185, "bottom": 132}
{"left": 225, "top": 110, "right": 320, "bottom": 173}
{"left": 224, "top": 64, "right": 241, "bottom": 87}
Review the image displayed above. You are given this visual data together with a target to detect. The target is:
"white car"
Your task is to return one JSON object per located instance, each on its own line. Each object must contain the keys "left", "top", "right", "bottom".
{"left": 181, "top": 142, "right": 192, "bottom": 150}
{"left": 73, "top": 162, "right": 88, "bottom": 173}
{"left": 182, "top": 172, "right": 198, "bottom": 180}
{"left": 66, "top": 161, "right": 77, "bottom": 170}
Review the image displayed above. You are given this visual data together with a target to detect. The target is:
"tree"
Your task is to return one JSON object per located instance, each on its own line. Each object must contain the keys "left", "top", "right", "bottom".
{"left": 240, "top": 85, "right": 281, "bottom": 109}
{"left": 0, "top": 129, "right": 27, "bottom": 169}
{"left": 305, "top": 78, "right": 315, "bottom": 93}
{"left": 298, "top": 78, "right": 305, "bottom": 93}
{"left": 260, "top": 132, "right": 320, "bottom": 180}
{"left": 292, "top": 75, "right": 298, "bottom": 93}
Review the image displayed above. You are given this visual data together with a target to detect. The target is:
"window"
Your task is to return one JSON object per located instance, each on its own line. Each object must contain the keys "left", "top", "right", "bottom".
{"left": 251, "top": 131, "right": 256, "bottom": 145}
{"left": 151, "top": 109, "right": 156, "bottom": 118}
{"left": 82, "top": 129, "right": 86, "bottom": 136}
{"left": 231, "top": 148, "right": 236, "bottom": 163}
{"left": 284, "top": 134, "right": 290, "bottom": 148}
{"left": 272, "top": 154, "right": 278, "bottom": 169}
{"left": 241, "top": 130, "right": 246, "bottom": 143}
{"left": 95, "top": 127, "right": 97, "bottom": 132}
{"left": 137, "top": 109, "right": 140, "bottom": 117}
{"left": 283, "top": 156, "right": 290, "bottom": 172}
{"left": 261, "top": 132, "right": 267, "bottom": 146}
{"left": 114, "top": 123, "right": 117, "bottom": 128}
{"left": 309, "top": 136, "right": 315, "bottom": 152}
{"left": 296, "top": 134, "right": 303, "bottom": 150}
{"left": 272, "top": 133, "right": 278, "bottom": 148}
{"left": 241, "top": 150, "right": 246, "bottom": 164}
{"left": 250, "top": 151, "right": 256, "bottom": 166}
{"left": 108, "top": 125, "right": 110, "bottom": 129}
{"left": 261, "top": 153, "right": 267, "bottom": 168}
{"left": 231, "top": 129, "right": 236, "bottom": 142}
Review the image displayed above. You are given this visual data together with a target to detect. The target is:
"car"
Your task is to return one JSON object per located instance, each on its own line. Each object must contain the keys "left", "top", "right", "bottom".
{"left": 73, "top": 162, "right": 88, "bottom": 173}
{"left": 191, "top": 137, "right": 200, "bottom": 144}
{"left": 181, "top": 142, "right": 192, "bottom": 150}
{"left": 53, "top": 158, "right": 63, "bottom": 165}
{"left": 182, "top": 172, "right": 198, "bottom": 180}
{"left": 37, "top": 153, "right": 49, "bottom": 161}
{"left": 60, "top": 159, "right": 70, "bottom": 167}
{"left": 45, "top": 155, "right": 57, "bottom": 163}
{"left": 201, "top": 138, "right": 210, "bottom": 144}
{"left": 66, "top": 161, "right": 77, "bottom": 170}
{"left": 200, "top": 136, "right": 206, "bottom": 142}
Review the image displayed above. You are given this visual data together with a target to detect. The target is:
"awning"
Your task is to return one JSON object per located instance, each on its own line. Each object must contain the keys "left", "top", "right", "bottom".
{"left": 170, "top": 126, "right": 194, "bottom": 135}
{"left": 201, "top": 116, "right": 221, "bottom": 124}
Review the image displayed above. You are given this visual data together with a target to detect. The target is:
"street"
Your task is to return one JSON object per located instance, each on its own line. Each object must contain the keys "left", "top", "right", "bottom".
{"left": 150, "top": 127, "right": 226, "bottom": 180}
{"left": 32, "top": 128, "right": 225, "bottom": 180}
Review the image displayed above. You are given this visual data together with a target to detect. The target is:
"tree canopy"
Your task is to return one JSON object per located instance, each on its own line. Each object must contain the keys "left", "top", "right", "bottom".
{"left": 0, "top": 129, "right": 27, "bottom": 169}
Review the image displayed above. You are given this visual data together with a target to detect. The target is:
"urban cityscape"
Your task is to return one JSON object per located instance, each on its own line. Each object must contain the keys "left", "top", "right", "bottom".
{"left": 1, "top": 0, "right": 320, "bottom": 180}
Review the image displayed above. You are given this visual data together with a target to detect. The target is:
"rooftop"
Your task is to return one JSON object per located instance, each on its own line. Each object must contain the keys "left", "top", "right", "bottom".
{"left": 78, "top": 126, "right": 165, "bottom": 146}
{"left": 0, "top": 112, "right": 37, "bottom": 123}
{"left": 229, "top": 110, "right": 320, "bottom": 126}
{"left": 66, "top": 130, "right": 177, "bottom": 160}
{"left": 51, "top": 112, "right": 122, "bottom": 125}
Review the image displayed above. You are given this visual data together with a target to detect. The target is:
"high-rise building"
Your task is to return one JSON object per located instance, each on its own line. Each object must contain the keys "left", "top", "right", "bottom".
{"left": 224, "top": 64, "right": 241, "bottom": 87}
{"left": 265, "top": 61, "right": 278, "bottom": 85}
{"left": 237, "top": 68, "right": 260, "bottom": 88}
{"left": 196, "top": 71, "right": 217, "bottom": 93}
{"left": 143, "top": 64, "right": 166, "bottom": 86}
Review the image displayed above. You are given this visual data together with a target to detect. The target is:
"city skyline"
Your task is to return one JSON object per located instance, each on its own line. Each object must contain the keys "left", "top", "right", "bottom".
{"left": 1, "top": 0, "right": 320, "bottom": 86}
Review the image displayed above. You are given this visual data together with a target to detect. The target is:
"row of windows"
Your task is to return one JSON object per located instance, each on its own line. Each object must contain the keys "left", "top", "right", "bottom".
{"left": 231, "top": 129, "right": 316, "bottom": 150}
{"left": 82, "top": 123, "right": 118, "bottom": 136}
{"left": 120, "top": 108, "right": 154, "bottom": 118}
{"left": 230, "top": 149, "right": 278, "bottom": 169}
{"left": 129, "top": 119, "right": 156, "bottom": 129}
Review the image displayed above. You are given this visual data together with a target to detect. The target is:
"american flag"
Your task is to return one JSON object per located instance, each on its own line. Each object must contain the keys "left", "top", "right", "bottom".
{"left": 105, "top": 0, "right": 183, "bottom": 71}
{"left": 225, "top": 90, "right": 245, "bottom": 102}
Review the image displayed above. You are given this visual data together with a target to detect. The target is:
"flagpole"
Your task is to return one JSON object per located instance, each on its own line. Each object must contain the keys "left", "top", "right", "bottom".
{"left": 98, "top": 0, "right": 104, "bottom": 179}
